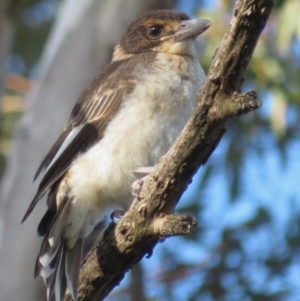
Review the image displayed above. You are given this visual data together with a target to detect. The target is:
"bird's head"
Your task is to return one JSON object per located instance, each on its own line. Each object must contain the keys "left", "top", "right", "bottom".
{"left": 113, "top": 10, "right": 211, "bottom": 60}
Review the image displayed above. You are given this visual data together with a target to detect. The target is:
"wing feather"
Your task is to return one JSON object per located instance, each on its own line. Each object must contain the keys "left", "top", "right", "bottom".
{"left": 33, "top": 126, "right": 72, "bottom": 182}
{"left": 22, "top": 122, "right": 101, "bottom": 223}
{"left": 23, "top": 58, "right": 136, "bottom": 223}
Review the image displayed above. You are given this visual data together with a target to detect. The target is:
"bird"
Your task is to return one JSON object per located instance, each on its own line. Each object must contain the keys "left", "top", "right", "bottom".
{"left": 22, "top": 9, "right": 211, "bottom": 301}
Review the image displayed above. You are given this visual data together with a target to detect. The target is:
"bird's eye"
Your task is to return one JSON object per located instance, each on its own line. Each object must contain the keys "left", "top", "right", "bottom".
{"left": 147, "top": 26, "right": 162, "bottom": 38}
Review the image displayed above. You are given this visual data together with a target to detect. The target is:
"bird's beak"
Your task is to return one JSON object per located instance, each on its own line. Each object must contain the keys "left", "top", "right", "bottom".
{"left": 174, "top": 19, "right": 211, "bottom": 42}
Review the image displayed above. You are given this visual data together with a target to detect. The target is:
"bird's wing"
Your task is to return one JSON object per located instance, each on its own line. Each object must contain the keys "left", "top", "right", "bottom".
{"left": 22, "top": 58, "right": 135, "bottom": 222}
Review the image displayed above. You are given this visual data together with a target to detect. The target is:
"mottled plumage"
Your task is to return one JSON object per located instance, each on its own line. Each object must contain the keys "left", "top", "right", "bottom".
{"left": 23, "top": 9, "right": 211, "bottom": 301}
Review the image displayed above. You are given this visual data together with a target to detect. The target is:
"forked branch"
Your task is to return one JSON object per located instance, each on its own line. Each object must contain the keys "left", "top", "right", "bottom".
{"left": 64, "top": 0, "right": 275, "bottom": 300}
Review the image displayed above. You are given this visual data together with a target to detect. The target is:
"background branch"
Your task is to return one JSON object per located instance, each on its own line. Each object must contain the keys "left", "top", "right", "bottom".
{"left": 63, "top": 0, "right": 275, "bottom": 300}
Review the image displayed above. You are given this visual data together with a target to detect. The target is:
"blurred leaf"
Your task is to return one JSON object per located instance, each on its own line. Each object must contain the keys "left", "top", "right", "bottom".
{"left": 242, "top": 207, "right": 271, "bottom": 229}
{"left": 277, "top": 0, "right": 300, "bottom": 56}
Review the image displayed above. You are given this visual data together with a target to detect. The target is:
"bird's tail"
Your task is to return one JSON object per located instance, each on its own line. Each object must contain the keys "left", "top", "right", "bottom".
{"left": 35, "top": 200, "right": 83, "bottom": 301}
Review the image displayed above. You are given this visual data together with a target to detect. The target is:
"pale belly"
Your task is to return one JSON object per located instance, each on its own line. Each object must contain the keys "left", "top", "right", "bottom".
{"left": 65, "top": 53, "right": 204, "bottom": 239}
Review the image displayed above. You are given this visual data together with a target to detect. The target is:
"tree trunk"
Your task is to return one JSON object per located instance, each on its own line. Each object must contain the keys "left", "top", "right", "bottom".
{"left": 0, "top": 1, "right": 173, "bottom": 300}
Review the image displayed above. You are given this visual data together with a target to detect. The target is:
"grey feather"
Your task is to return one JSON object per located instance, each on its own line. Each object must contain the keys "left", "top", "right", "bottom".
{"left": 65, "top": 239, "right": 84, "bottom": 301}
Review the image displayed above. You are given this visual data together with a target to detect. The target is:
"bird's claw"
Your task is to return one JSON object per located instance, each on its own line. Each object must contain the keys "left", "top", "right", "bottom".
{"left": 131, "top": 178, "right": 145, "bottom": 198}
{"left": 110, "top": 209, "right": 126, "bottom": 221}
{"left": 131, "top": 166, "right": 153, "bottom": 198}
{"left": 133, "top": 166, "right": 154, "bottom": 177}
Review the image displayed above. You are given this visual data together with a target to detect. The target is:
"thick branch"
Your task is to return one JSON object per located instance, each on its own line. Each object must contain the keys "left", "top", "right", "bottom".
{"left": 64, "top": 0, "right": 274, "bottom": 300}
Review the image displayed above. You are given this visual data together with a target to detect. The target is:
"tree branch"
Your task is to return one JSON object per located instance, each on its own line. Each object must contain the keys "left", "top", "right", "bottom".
{"left": 64, "top": 0, "right": 274, "bottom": 300}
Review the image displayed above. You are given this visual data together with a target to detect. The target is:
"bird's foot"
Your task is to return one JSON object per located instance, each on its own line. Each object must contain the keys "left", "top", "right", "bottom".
{"left": 131, "top": 173, "right": 152, "bottom": 198}
{"left": 133, "top": 166, "right": 154, "bottom": 177}
{"left": 110, "top": 209, "right": 126, "bottom": 222}
{"left": 131, "top": 166, "right": 154, "bottom": 198}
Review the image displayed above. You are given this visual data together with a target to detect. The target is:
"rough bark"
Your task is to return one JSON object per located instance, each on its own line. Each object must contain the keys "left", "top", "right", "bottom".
{"left": 0, "top": 1, "right": 173, "bottom": 301}
{"left": 64, "top": 0, "right": 275, "bottom": 300}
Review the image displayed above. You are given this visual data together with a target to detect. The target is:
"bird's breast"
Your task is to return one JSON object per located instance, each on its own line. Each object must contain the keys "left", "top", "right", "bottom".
{"left": 69, "top": 53, "right": 205, "bottom": 213}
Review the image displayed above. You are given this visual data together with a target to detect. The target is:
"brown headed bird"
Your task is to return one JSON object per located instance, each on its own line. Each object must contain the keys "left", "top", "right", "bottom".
{"left": 22, "top": 9, "right": 211, "bottom": 301}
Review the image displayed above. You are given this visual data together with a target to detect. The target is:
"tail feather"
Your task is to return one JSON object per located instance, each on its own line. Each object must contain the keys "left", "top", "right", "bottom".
{"left": 66, "top": 239, "right": 83, "bottom": 300}
{"left": 39, "top": 240, "right": 83, "bottom": 301}
{"left": 54, "top": 243, "right": 67, "bottom": 301}
{"left": 44, "top": 242, "right": 63, "bottom": 301}
{"left": 44, "top": 243, "right": 67, "bottom": 301}
{"left": 39, "top": 198, "right": 71, "bottom": 271}
{"left": 36, "top": 198, "right": 84, "bottom": 301}
{"left": 39, "top": 236, "right": 61, "bottom": 268}
{"left": 46, "top": 273, "right": 55, "bottom": 301}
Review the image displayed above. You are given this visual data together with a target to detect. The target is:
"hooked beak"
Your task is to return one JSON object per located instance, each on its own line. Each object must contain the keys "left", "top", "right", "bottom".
{"left": 174, "top": 19, "right": 211, "bottom": 42}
